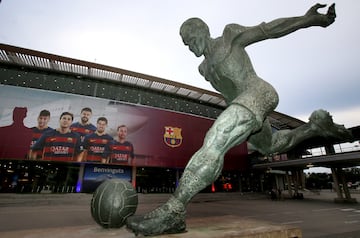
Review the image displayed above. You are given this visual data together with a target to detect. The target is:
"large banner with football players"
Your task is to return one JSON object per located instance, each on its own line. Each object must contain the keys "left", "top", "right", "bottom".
{"left": 0, "top": 85, "right": 248, "bottom": 170}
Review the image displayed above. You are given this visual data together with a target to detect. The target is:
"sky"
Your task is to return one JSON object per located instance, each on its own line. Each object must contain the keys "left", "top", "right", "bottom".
{"left": 0, "top": 0, "right": 359, "bottom": 129}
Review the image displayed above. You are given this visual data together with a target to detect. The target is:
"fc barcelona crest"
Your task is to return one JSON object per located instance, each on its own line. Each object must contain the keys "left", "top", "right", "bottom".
{"left": 164, "top": 126, "right": 183, "bottom": 148}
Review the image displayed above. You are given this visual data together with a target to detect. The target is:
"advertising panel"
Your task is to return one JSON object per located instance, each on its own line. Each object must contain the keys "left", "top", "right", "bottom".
{"left": 81, "top": 164, "right": 132, "bottom": 193}
{"left": 0, "top": 85, "right": 248, "bottom": 170}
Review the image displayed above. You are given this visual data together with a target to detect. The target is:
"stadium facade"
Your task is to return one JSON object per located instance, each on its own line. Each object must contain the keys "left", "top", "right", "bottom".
{"left": 1, "top": 43, "right": 358, "bottom": 196}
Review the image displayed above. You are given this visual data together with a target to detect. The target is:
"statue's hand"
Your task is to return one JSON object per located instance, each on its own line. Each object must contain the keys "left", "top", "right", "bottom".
{"left": 305, "top": 3, "right": 336, "bottom": 27}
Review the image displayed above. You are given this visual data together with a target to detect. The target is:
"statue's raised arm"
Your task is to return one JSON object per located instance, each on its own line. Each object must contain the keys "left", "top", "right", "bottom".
{"left": 238, "top": 3, "right": 336, "bottom": 46}
{"left": 265, "top": 3, "right": 336, "bottom": 37}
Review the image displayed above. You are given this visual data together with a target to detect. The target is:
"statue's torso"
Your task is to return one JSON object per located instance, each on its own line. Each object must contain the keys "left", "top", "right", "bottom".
{"left": 199, "top": 41, "right": 279, "bottom": 122}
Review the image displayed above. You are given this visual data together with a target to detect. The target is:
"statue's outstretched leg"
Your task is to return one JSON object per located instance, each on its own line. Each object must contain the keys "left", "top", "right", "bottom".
{"left": 127, "top": 104, "right": 259, "bottom": 236}
{"left": 248, "top": 109, "right": 353, "bottom": 156}
{"left": 308, "top": 109, "right": 352, "bottom": 140}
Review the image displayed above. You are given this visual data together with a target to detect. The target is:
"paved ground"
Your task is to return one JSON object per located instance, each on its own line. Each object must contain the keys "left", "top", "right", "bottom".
{"left": 0, "top": 190, "right": 359, "bottom": 237}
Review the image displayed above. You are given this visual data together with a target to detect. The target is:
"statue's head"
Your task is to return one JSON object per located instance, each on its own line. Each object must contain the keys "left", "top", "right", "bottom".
{"left": 180, "top": 18, "right": 210, "bottom": 57}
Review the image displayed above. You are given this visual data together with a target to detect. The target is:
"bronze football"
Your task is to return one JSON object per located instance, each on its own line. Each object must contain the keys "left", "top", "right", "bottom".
{"left": 91, "top": 179, "right": 138, "bottom": 228}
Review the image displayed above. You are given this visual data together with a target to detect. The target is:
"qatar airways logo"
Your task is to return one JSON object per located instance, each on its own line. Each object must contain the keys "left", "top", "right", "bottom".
{"left": 50, "top": 146, "right": 69, "bottom": 154}
{"left": 113, "top": 153, "right": 128, "bottom": 160}
{"left": 90, "top": 146, "right": 105, "bottom": 153}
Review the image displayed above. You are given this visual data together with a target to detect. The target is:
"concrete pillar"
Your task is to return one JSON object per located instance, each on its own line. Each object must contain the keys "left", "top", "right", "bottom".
{"left": 325, "top": 144, "right": 335, "bottom": 155}
{"left": 293, "top": 170, "right": 299, "bottom": 195}
{"left": 337, "top": 168, "right": 352, "bottom": 200}
{"left": 331, "top": 167, "right": 343, "bottom": 199}
{"left": 335, "top": 167, "right": 357, "bottom": 203}
{"left": 238, "top": 175, "right": 243, "bottom": 193}
{"left": 259, "top": 174, "right": 264, "bottom": 192}
{"left": 300, "top": 171, "right": 306, "bottom": 189}
{"left": 285, "top": 171, "right": 293, "bottom": 197}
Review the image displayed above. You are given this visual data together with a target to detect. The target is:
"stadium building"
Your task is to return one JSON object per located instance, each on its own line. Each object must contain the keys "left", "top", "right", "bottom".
{"left": 0, "top": 44, "right": 359, "bottom": 200}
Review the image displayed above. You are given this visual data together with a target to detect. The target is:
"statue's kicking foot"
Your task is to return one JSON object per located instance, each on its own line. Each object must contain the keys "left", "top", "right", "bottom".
{"left": 126, "top": 196, "right": 186, "bottom": 236}
{"left": 309, "top": 109, "right": 353, "bottom": 140}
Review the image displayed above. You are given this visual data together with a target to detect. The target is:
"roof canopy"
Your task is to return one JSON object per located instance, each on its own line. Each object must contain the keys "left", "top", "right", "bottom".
{"left": 0, "top": 43, "right": 305, "bottom": 130}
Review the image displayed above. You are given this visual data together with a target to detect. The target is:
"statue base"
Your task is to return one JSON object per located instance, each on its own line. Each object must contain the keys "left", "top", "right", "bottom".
{"left": 176, "top": 215, "right": 302, "bottom": 238}
{"left": 0, "top": 215, "right": 302, "bottom": 238}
